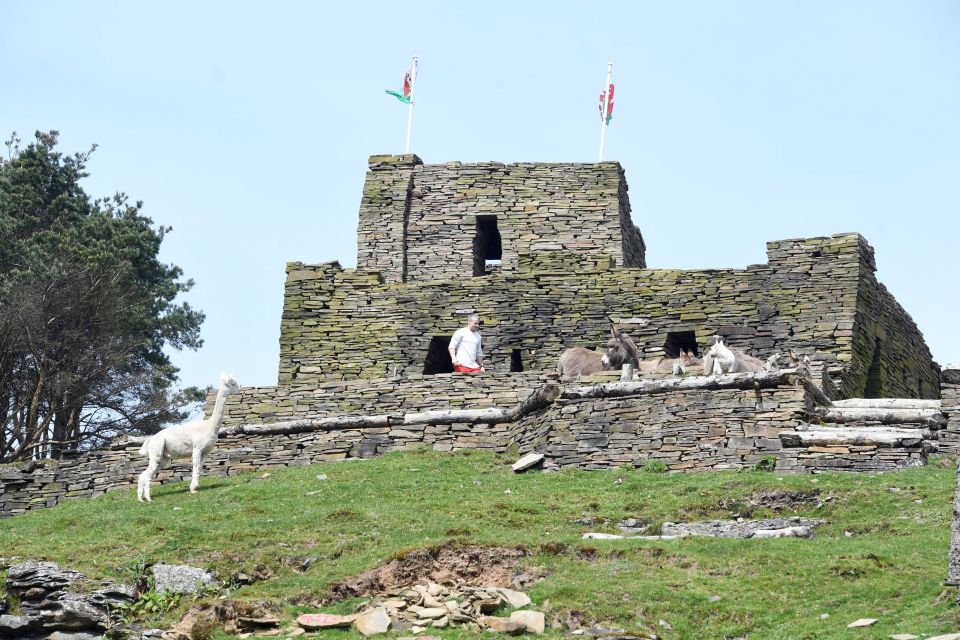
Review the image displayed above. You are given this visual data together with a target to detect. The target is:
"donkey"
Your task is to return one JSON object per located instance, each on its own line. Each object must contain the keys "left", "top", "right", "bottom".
{"left": 557, "top": 326, "right": 640, "bottom": 378}
{"left": 671, "top": 349, "right": 704, "bottom": 377}
{"left": 703, "top": 337, "right": 770, "bottom": 376}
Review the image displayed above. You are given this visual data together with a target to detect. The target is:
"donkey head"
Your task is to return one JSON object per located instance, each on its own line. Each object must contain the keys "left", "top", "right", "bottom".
{"left": 601, "top": 325, "right": 640, "bottom": 369}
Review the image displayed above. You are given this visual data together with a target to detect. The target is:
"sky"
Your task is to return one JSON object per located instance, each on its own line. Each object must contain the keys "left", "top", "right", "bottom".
{"left": 2, "top": 1, "right": 959, "bottom": 397}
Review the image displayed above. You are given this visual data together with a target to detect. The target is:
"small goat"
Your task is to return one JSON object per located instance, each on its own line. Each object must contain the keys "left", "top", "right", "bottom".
{"left": 137, "top": 372, "right": 241, "bottom": 502}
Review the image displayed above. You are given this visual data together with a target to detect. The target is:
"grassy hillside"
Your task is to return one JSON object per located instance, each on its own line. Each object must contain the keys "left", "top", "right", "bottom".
{"left": 1, "top": 449, "right": 957, "bottom": 639}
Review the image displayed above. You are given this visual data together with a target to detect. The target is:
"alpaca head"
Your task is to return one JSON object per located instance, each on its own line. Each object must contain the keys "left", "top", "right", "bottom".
{"left": 219, "top": 371, "right": 241, "bottom": 395}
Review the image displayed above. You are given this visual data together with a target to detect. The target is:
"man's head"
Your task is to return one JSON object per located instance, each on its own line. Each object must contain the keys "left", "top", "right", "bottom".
{"left": 467, "top": 314, "right": 481, "bottom": 332}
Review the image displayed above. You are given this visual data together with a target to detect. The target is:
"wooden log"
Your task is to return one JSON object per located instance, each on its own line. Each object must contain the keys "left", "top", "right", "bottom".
{"left": 780, "top": 425, "right": 931, "bottom": 448}
{"left": 798, "top": 376, "right": 833, "bottom": 408}
{"left": 505, "top": 384, "right": 560, "bottom": 421}
{"left": 830, "top": 398, "right": 942, "bottom": 410}
{"left": 404, "top": 407, "right": 506, "bottom": 426}
{"left": 560, "top": 369, "right": 798, "bottom": 401}
{"left": 813, "top": 407, "right": 946, "bottom": 428}
{"left": 220, "top": 415, "right": 392, "bottom": 436}
{"left": 404, "top": 384, "right": 560, "bottom": 426}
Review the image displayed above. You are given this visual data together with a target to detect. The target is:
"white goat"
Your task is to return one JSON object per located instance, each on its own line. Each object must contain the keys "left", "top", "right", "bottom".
{"left": 137, "top": 372, "right": 241, "bottom": 502}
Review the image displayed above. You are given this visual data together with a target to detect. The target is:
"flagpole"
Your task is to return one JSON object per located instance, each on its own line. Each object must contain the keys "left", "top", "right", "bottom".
{"left": 598, "top": 61, "right": 612, "bottom": 162}
{"left": 405, "top": 56, "right": 418, "bottom": 154}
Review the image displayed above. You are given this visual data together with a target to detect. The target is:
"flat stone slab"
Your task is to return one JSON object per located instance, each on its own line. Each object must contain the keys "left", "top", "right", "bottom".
{"left": 510, "top": 610, "right": 545, "bottom": 634}
{"left": 355, "top": 607, "right": 391, "bottom": 636}
{"left": 296, "top": 613, "right": 358, "bottom": 629}
{"left": 512, "top": 453, "right": 544, "bottom": 472}
{"left": 660, "top": 517, "right": 824, "bottom": 539}
{"left": 847, "top": 618, "right": 878, "bottom": 628}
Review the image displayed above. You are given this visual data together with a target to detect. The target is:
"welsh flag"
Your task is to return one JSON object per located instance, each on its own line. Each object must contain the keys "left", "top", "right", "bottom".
{"left": 598, "top": 82, "right": 614, "bottom": 124}
{"left": 385, "top": 68, "right": 412, "bottom": 104}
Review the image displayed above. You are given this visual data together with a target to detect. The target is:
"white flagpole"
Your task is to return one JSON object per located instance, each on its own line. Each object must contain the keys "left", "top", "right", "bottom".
{"left": 598, "top": 61, "right": 612, "bottom": 162}
{"left": 404, "top": 56, "right": 418, "bottom": 154}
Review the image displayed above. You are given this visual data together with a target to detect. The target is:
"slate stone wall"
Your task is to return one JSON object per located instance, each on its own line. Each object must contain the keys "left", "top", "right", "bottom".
{"left": 279, "top": 233, "right": 936, "bottom": 399}
{"left": 940, "top": 368, "right": 960, "bottom": 454}
{"left": 355, "top": 156, "right": 645, "bottom": 285}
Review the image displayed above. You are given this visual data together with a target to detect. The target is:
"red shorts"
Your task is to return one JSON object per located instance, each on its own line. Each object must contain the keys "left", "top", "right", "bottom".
{"left": 454, "top": 364, "right": 482, "bottom": 373}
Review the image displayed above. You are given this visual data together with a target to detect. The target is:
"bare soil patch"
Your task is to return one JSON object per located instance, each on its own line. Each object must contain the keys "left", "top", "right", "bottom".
{"left": 329, "top": 543, "right": 530, "bottom": 601}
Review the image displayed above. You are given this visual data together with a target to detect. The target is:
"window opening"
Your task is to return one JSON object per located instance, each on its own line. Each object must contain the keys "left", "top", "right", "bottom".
{"left": 663, "top": 331, "right": 699, "bottom": 358}
{"left": 864, "top": 338, "right": 885, "bottom": 398}
{"left": 423, "top": 336, "right": 454, "bottom": 375}
{"left": 510, "top": 348, "right": 524, "bottom": 372}
{"left": 473, "top": 215, "right": 502, "bottom": 276}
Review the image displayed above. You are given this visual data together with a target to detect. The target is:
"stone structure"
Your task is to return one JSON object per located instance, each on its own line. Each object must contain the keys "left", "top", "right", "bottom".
{"left": 0, "top": 154, "right": 947, "bottom": 520}
{"left": 282, "top": 155, "right": 938, "bottom": 400}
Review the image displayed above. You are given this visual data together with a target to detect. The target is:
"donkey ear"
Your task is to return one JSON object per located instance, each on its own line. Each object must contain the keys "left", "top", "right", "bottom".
{"left": 611, "top": 324, "right": 621, "bottom": 339}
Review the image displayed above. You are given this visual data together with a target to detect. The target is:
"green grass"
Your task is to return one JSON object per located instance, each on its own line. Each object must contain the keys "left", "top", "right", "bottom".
{"left": 0, "top": 449, "right": 957, "bottom": 639}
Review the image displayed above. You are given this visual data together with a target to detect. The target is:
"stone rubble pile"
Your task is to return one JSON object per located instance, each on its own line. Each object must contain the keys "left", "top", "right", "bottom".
{"left": 297, "top": 581, "right": 544, "bottom": 636}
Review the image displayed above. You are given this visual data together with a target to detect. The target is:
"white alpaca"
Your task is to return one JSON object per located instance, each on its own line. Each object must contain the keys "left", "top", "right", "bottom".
{"left": 137, "top": 372, "right": 241, "bottom": 502}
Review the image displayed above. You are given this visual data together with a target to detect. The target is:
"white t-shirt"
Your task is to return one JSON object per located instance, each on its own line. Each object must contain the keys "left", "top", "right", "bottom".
{"left": 450, "top": 327, "right": 483, "bottom": 368}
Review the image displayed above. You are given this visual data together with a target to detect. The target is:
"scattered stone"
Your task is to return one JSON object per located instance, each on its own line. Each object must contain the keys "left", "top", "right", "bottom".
{"left": 408, "top": 606, "right": 447, "bottom": 619}
{"left": 928, "top": 635, "right": 960, "bottom": 640}
{"left": 708, "top": 595, "right": 722, "bottom": 603}
{"left": 617, "top": 518, "right": 648, "bottom": 535}
{"left": 660, "top": 517, "right": 824, "bottom": 539}
{"left": 296, "top": 612, "right": 357, "bottom": 630}
{"left": 889, "top": 634, "right": 919, "bottom": 640}
{"left": 0, "top": 615, "right": 33, "bottom": 636}
{"left": 355, "top": 607, "right": 391, "bottom": 636}
{"left": 152, "top": 563, "right": 216, "bottom": 594}
{"left": 510, "top": 610, "right": 546, "bottom": 634}
{"left": 316, "top": 474, "right": 328, "bottom": 480}
{"left": 480, "top": 615, "right": 525, "bottom": 634}
{"left": 658, "top": 619, "right": 672, "bottom": 630}
{"left": 847, "top": 618, "right": 878, "bottom": 628}
{"left": 497, "top": 588, "right": 532, "bottom": 609}
{"left": 512, "top": 453, "right": 545, "bottom": 472}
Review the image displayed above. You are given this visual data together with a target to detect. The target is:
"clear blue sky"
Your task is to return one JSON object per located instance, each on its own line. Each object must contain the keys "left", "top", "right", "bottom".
{"left": 3, "top": 1, "right": 958, "bottom": 395}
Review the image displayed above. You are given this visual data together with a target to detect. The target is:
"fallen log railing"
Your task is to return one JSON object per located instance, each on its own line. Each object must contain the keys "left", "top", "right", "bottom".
{"left": 116, "top": 384, "right": 561, "bottom": 446}
{"left": 780, "top": 424, "right": 932, "bottom": 448}
{"left": 560, "top": 368, "right": 800, "bottom": 401}
{"left": 812, "top": 407, "right": 946, "bottom": 429}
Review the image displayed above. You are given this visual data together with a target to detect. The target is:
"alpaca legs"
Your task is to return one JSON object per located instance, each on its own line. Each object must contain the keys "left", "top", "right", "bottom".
{"left": 190, "top": 450, "right": 204, "bottom": 494}
{"left": 137, "top": 455, "right": 170, "bottom": 502}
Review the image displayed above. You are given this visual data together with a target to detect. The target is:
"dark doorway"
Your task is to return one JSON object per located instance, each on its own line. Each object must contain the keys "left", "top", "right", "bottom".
{"left": 473, "top": 215, "right": 503, "bottom": 276}
{"left": 510, "top": 349, "right": 524, "bottom": 372}
{"left": 423, "top": 336, "right": 454, "bottom": 374}
{"left": 663, "top": 331, "right": 699, "bottom": 358}
{"left": 864, "top": 338, "right": 885, "bottom": 398}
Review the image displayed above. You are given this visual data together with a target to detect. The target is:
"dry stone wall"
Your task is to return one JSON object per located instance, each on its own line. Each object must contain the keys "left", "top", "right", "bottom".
{"left": 356, "top": 157, "right": 645, "bottom": 285}
{"left": 511, "top": 384, "right": 807, "bottom": 471}
{"left": 212, "top": 372, "right": 549, "bottom": 428}
{"left": 2, "top": 372, "right": 949, "bottom": 520}
{"left": 940, "top": 368, "right": 960, "bottom": 454}
{"left": 280, "top": 233, "right": 936, "bottom": 399}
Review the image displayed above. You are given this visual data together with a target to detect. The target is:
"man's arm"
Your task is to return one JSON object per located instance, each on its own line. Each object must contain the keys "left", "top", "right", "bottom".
{"left": 448, "top": 332, "right": 462, "bottom": 365}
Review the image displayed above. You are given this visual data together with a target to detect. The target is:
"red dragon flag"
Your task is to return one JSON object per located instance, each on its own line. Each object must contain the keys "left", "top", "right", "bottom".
{"left": 598, "top": 82, "right": 615, "bottom": 125}
{"left": 385, "top": 65, "right": 413, "bottom": 104}
{"left": 598, "top": 62, "right": 614, "bottom": 162}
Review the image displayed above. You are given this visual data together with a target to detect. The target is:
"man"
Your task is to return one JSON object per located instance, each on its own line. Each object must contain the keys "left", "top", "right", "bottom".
{"left": 449, "top": 314, "right": 485, "bottom": 373}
